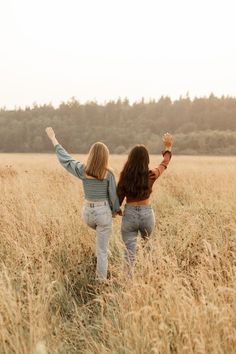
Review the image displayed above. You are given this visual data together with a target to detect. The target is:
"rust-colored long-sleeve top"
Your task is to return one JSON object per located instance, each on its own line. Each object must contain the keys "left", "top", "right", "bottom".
{"left": 117, "top": 150, "right": 172, "bottom": 205}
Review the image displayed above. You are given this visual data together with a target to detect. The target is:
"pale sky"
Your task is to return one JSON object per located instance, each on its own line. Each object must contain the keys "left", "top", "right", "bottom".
{"left": 0, "top": 0, "right": 236, "bottom": 108}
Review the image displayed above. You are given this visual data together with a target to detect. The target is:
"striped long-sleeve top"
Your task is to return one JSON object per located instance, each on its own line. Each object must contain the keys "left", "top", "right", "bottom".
{"left": 55, "top": 144, "right": 120, "bottom": 213}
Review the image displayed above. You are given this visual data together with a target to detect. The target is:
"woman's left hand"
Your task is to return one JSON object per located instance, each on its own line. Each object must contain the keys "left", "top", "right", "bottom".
{"left": 162, "top": 132, "right": 173, "bottom": 149}
{"left": 112, "top": 209, "right": 123, "bottom": 217}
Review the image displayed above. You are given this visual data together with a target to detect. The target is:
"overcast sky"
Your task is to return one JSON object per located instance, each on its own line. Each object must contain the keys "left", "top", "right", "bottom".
{"left": 0, "top": 0, "right": 236, "bottom": 108}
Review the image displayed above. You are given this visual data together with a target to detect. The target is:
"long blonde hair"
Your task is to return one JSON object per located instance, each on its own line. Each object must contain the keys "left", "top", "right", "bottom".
{"left": 85, "top": 142, "right": 109, "bottom": 180}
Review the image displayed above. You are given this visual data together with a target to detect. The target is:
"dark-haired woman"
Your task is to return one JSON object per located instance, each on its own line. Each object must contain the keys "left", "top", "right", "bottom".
{"left": 117, "top": 133, "right": 173, "bottom": 272}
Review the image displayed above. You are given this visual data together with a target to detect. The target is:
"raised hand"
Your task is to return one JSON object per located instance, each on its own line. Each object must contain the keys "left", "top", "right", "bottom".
{"left": 162, "top": 132, "right": 173, "bottom": 149}
{"left": 45, "top": 127, "right": 55, "bottom": 140}
{"left": 45, "top": 127, "right": 59, "bottom": 146}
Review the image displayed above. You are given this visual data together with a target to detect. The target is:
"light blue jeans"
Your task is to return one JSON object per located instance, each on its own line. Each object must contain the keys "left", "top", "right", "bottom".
{"left": 121, "top": 205, "right": 155, "bottom": 270}
{"left": 82, "top": 201, "right": 112, "bottom": 279}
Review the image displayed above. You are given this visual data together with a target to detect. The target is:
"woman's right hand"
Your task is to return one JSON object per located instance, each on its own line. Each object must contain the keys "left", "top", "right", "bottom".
{"left": 45, "top": 127, "right": 55, "bottom": 140}
{"left": 45, "top": 127, "right": 59, "bottom": 146}
{"left": 162, "top": 132, "right": 173, "bottom": 150}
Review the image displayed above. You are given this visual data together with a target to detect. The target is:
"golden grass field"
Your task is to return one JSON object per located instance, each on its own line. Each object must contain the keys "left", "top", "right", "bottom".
{"left": 0, "top": 153, "right": 236, "bottom": 354}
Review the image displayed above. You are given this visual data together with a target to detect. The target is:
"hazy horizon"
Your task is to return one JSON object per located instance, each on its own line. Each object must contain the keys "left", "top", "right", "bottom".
{"left": 1, "top": 93, "right": 236, "bottom": 111}
{"left": 1, "top": 0, "right": 236, "bottom": 109}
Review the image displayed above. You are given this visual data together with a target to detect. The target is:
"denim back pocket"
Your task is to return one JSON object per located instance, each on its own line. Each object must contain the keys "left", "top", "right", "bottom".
{"left": 95, "top": 206, "right": 112, "bottom": 226}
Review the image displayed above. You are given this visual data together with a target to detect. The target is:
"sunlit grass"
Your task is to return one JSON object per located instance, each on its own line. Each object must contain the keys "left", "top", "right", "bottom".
{"left": 0, "top": 154, "right": 236, "bottom": 353}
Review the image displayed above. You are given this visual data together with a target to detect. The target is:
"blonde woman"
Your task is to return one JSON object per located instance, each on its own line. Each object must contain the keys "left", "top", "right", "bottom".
{"left": 45, "top": 127, "right": 120, "bottom": 280}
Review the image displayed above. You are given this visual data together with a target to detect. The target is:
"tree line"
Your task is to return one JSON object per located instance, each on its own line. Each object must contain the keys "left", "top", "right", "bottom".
{"left": 1, "top": 94, "right": 236, "bottom": 155}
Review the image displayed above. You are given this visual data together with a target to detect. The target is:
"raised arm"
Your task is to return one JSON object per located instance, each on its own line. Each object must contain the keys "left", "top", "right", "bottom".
{"left": 45, "top": 127, "right": 59, "bottom": 147}
{"left": 45, "top": 127, "right": 84, "bottom": 179}
{"left": 150, "top": 133, "right": 173, "bottom": 179}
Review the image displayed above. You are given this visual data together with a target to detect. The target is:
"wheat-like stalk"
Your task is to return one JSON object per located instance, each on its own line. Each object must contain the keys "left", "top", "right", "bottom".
{"left": 0, "top": 154, "right": 235, "bottom": 354}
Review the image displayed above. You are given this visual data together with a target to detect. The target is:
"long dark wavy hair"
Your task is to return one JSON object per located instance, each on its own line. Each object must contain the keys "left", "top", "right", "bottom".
{"left": 117, "top": 145, "right": 150, "bottom": 200}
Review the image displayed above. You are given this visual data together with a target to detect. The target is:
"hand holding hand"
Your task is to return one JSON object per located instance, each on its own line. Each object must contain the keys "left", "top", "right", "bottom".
{"left": 112, "top": 209, "right": 123, "bottom": 218}
{"left": 117, "top": 209, "right": 123, "bottom": 216}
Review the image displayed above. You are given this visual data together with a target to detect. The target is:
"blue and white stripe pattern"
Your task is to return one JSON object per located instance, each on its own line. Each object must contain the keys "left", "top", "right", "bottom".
{"left": 55, "top": 144, "right": 120, "bottom": 212}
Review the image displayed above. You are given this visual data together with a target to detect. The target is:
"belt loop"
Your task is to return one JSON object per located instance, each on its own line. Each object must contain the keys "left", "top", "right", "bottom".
{"left": 85, "top": 200, "right": 108, "bottom": 208}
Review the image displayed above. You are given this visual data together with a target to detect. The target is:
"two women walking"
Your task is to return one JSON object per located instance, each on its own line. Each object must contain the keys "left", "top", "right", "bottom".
{"left": 46, "top": 127, "right": 173, "bottom": 280}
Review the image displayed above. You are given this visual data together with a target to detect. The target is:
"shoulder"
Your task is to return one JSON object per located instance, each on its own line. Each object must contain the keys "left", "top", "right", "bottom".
{"left": 106, "top": 168, "right": 117, "bottom": 182}
{"left": 107, "top": 168, "right": 115, "bottom": 177}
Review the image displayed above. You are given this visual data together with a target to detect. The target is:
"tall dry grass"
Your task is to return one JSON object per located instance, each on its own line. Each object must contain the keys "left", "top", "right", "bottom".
{"left": 0, "top": 154, "right": 236, "bottom": 354}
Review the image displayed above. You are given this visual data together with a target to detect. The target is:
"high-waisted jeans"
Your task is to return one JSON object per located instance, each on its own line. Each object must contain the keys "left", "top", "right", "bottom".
{"left": 121, "top": 204, "right": 155, "bottom": 269}
{"left": 82, "top": 201, "right": 112, "bottom": 279}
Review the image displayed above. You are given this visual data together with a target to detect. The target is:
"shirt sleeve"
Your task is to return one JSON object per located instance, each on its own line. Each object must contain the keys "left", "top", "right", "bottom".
{"left": 149, "top": 150, "right": 172, "bottom": 180}
{"left": 55, "top": 144, "right": 84, "bottom": 179}
{"left": 108, "top": 171, "right": 121, "bottom": 213}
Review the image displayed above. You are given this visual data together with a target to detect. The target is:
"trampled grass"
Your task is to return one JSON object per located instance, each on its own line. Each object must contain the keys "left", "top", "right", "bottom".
{"left": 0, "top": 154, "right": 236, "bottom": 354}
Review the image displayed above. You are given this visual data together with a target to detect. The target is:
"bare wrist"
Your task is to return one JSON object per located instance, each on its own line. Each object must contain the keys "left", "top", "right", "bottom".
{"left": 51, "top": 137, "right": 59, "bottom": 146}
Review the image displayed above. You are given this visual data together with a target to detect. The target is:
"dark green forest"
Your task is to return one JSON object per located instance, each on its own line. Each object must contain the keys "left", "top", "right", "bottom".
{"left": 1, "top": 94, "right": 236, "bottom": 155}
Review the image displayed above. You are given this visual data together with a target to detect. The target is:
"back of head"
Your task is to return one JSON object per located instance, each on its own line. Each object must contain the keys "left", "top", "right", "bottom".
{"left": 118, "top": 145, "right": 150, "bottom": 199}
{"left": 85, "top": 142, "right": 109, "bottom": 180}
